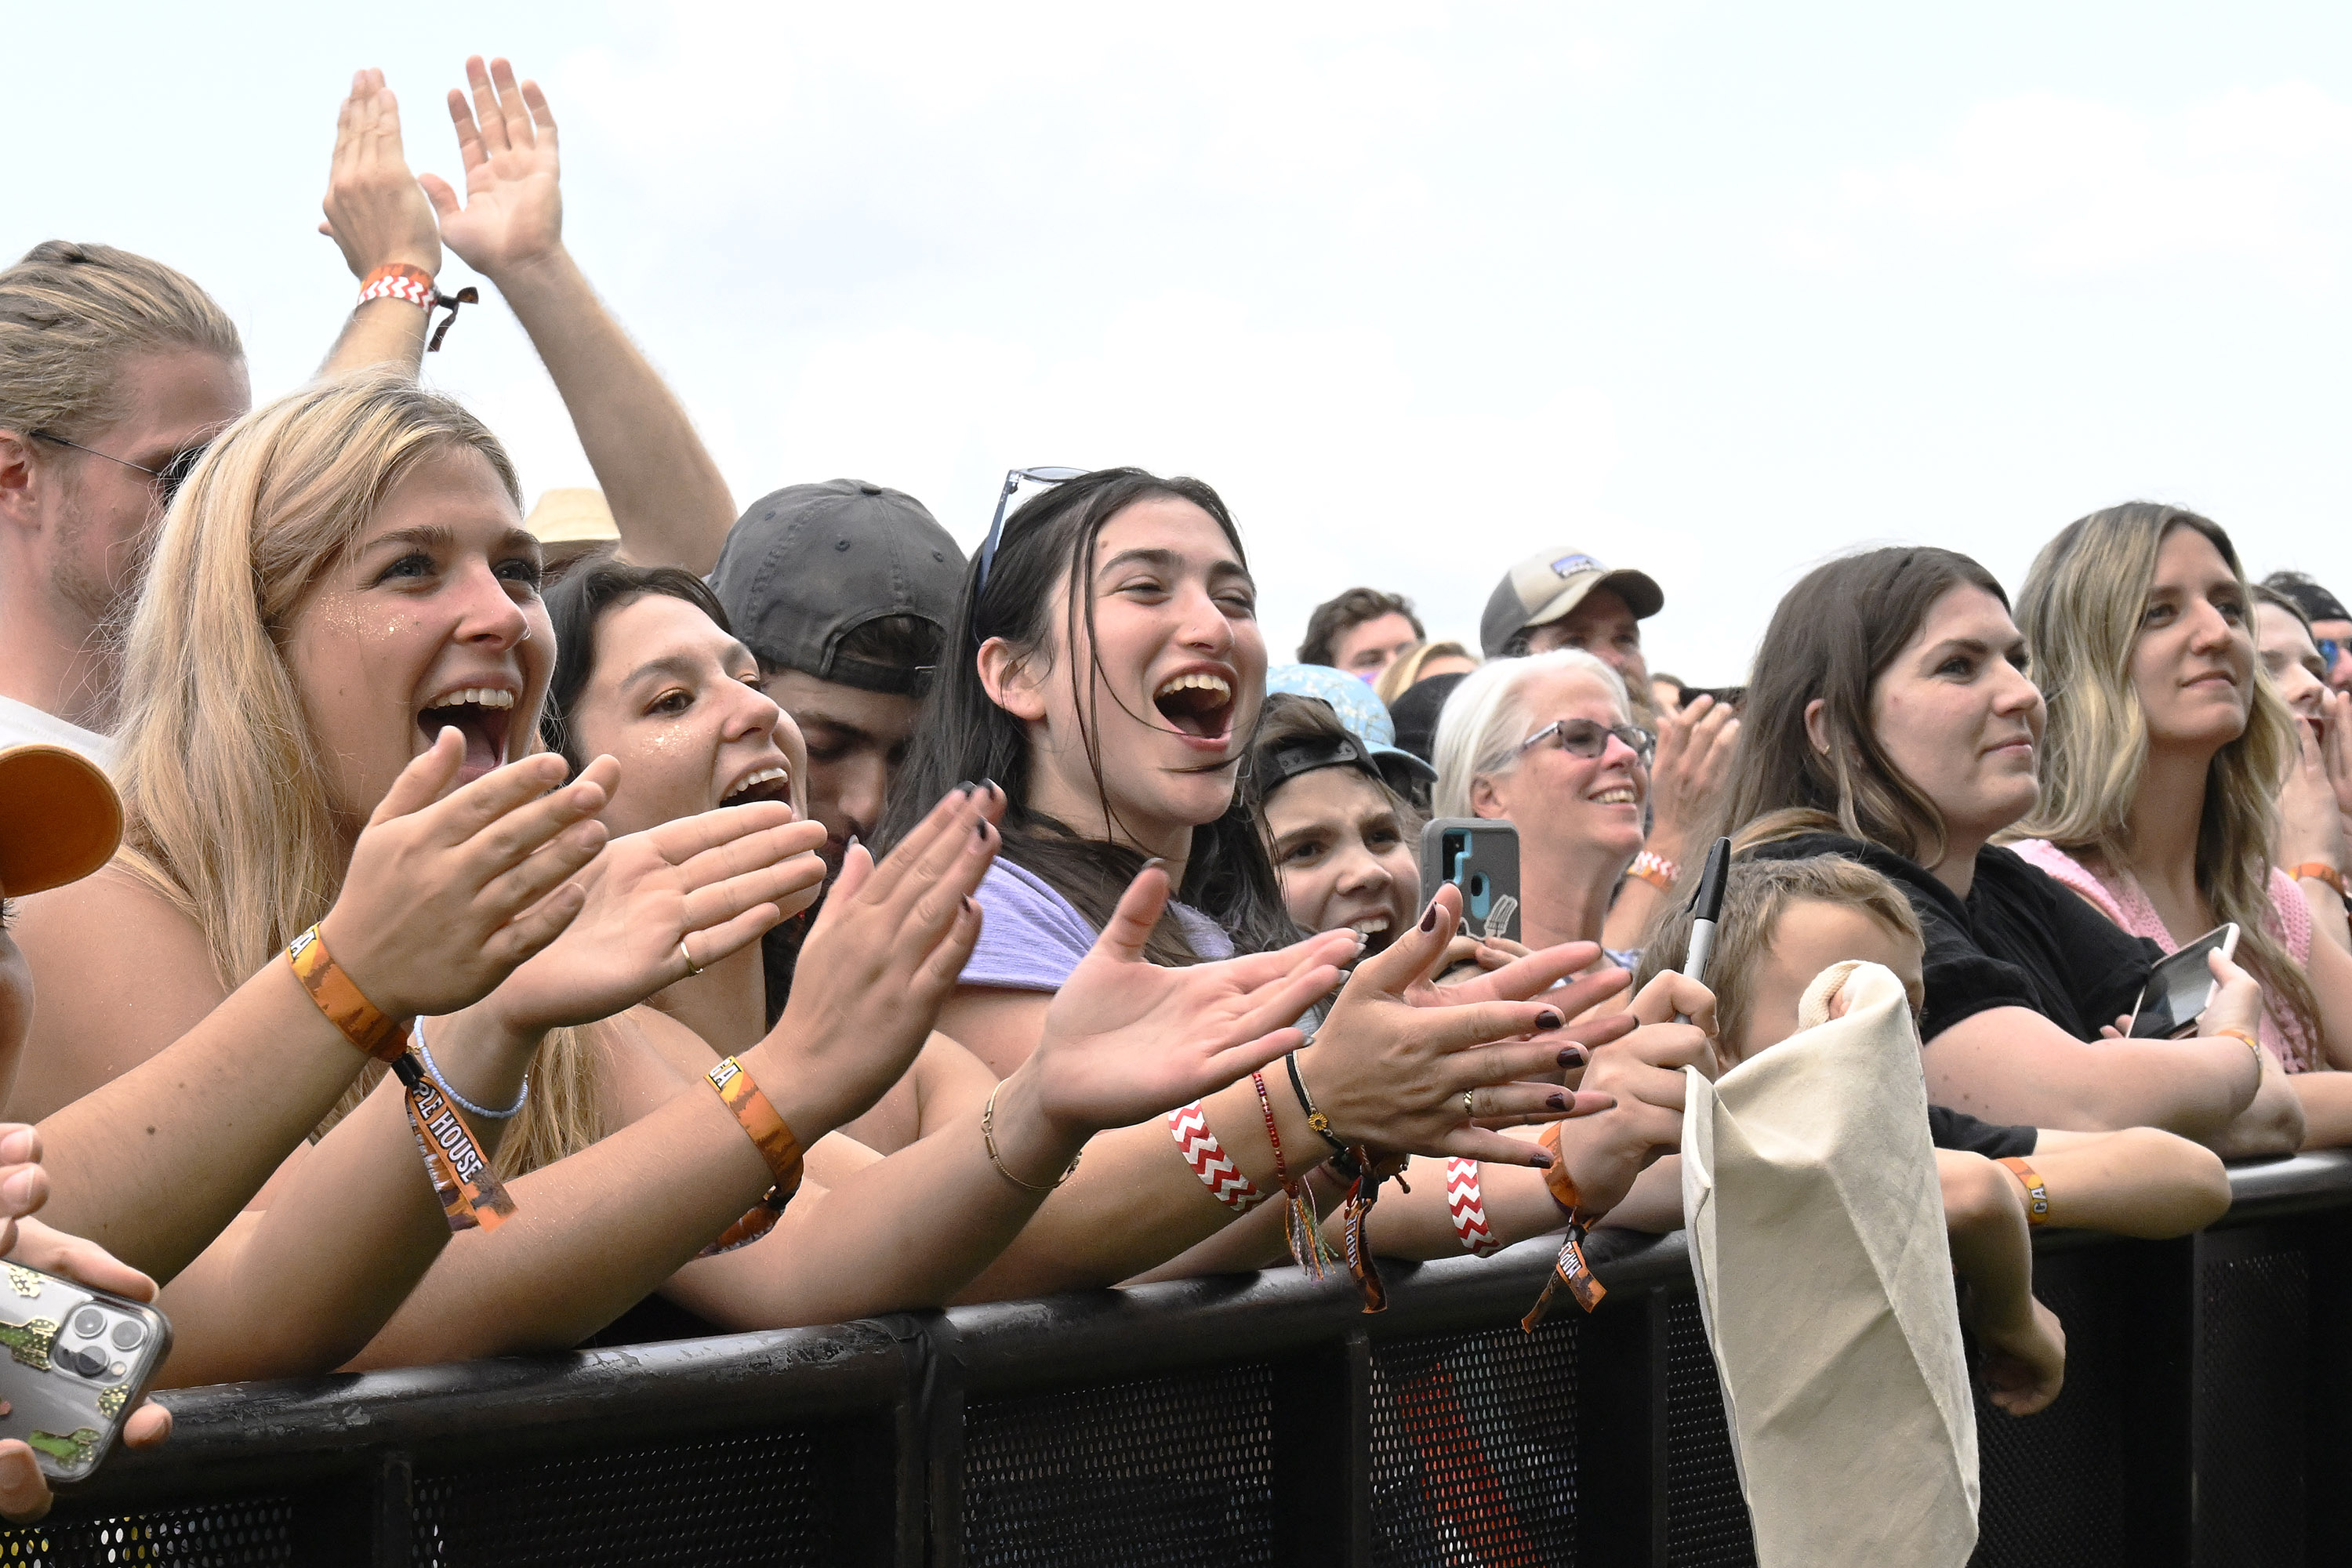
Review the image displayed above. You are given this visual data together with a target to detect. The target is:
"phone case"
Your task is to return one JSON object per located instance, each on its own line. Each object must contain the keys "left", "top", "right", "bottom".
{"left": 1419, "top": 818, "right": 1523, "bottom": 944}
{"left": 0, "top": 1265, "right": 172, "bottom": 1483}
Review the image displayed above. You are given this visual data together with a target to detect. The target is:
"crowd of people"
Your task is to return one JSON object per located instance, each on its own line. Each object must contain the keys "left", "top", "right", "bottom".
{"left": 0, "top": 50, "right": 2342, "bottom": 1524}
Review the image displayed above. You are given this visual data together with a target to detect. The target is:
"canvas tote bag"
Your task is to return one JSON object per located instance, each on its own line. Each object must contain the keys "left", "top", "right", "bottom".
{"left": 1680, "top": 959, "right": 1978, "bottom": 1566}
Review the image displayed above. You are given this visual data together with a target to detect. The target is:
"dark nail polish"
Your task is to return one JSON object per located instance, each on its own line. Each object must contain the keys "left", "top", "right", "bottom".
{"left": 954, "top": 780, "right": 976, "bottom": 796}
{"left": 1531, "top": 1150, "right": 1555, "bottom": 1169}
{"left": 1548, "top": 1092, "right": 1567, "bottom": 1110}
{"left": 1557, "top": 1045, "right": 1587, "bottom": 1069}
{"left": 1537, "top": 1010, "right": 1565, "bottom": 1033}
{"left": 1419, "top": 902, "right": 1439, "bottom": 932}
{"left": 982, "top": 778, "right": 1002, "bottom": 797}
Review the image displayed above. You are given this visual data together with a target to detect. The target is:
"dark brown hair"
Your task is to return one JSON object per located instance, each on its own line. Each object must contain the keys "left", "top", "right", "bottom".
{"left": 1298, "top": 586, "right": 1424, "bottom": 667}
{"left": 1717, "top": 546, "right": 2011, "bottom": 867}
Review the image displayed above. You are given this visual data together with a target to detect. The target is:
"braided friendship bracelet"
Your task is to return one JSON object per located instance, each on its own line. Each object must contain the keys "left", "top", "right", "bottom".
{"left": 1167, "top": 1103, "right": 1267, "bottom": 1214}
{"left": 413, "top": 1019, "right": 528, "bottom": 1120}
{"left": 1445, "top": 1157, "right": 1504, "bottom": 1258}
{"left": 354, "top": 264, "right": 480, "bottom": 352}
{"left": 1997, "top": 1156, "right": 2050, "bottom": 1225}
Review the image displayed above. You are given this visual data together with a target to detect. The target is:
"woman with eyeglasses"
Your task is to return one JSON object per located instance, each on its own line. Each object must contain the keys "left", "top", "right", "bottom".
{"left": 873, "top": 467, "right": 1710, "bottom": 1269}
{"left": 1432, "top": 650, "right": 1657, "bottom": 967}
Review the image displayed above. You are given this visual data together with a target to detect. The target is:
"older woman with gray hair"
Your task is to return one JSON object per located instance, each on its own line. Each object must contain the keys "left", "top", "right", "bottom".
{"left": 1434, "top": 649, "right": 1658, "bottom": 966}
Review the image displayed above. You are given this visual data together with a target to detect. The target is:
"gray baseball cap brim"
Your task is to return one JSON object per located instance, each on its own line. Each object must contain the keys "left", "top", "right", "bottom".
{"left": 1480, "top": 550, "right": 1664, "bottom": 658}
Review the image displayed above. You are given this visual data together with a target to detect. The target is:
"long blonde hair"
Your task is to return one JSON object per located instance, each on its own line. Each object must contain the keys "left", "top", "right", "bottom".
{"left": 111, "top": 370, "right": 603, "bottom": 1177}
{"left": 2013, "top": 502, "right": 2319, "bottom": 1047}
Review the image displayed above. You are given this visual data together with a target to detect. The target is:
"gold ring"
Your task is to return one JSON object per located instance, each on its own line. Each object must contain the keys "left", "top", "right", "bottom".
{"left": 678, "top": 939, "right": 702, "bottom": 978}
{"left": 1463, "top": 1088, "right": 1477, "bottom": 1120}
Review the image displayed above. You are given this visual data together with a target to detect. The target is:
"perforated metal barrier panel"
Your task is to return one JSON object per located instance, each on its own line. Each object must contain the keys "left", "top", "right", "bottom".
{"left": 9, "top": 1156, "right": 2347, "bottom": 1567}
{"left": 1661, "top": 1293, "right": 1756, "bottom": 1568}
{"left": 960, "top": 1363, "right": 1278, "bottom": 1567}
{"left": 0, "top": 1497, "right": 299, "bottom": 1566}
{"left": 1970, "top": 1255, "right": 2137, "bottom": 1568}
{"left": 409, "top": 1427, "right": 843, "bottom": 1567}
{"left": 2194, "top": 1236, "right": 2310, "bottom": 1568}
{"left": 1368, "top": 1319, "right": 1581, "bottom": 1568}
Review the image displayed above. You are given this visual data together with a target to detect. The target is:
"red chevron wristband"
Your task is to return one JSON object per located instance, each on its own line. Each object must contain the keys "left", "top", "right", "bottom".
{"left": 1446, "top": 1157, "right": 1504, "bottom": 1257}
{"left": 1168, "top": 1103, "right": 1267, "bottom": 1214}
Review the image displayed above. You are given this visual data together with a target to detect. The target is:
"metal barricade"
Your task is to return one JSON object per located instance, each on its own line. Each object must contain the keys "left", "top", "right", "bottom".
{"left": 7, "top": 1151, "right": 2350, "bottom": 1566}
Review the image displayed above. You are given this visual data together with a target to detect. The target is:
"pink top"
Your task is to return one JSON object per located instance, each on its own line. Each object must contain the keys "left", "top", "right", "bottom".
{"left": 2009, "top": 839, "right": 2316, "bottom": 1071}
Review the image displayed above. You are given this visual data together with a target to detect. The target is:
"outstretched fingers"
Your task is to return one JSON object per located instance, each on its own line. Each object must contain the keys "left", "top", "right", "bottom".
{"left": 472, "top": 818, "right": 608, "bottom": 919}
{"left": 1345, "top": 884, "right": 1464, "bottom": 999}
{"left": 367, "top": 728, "right": 466, "bottom": 827}
{"left": 905, "top": 897, "right": 986, "bottom": 1004}
{"left": 1193, "top": 1025, "right": 1311, "bottom": 1093}
{"left": 480, "top": 880, "right": 587, "bottom": 971}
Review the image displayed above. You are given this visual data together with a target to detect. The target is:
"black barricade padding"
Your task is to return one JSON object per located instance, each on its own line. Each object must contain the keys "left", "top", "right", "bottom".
{"left": 2, "top": 1152, "right": 2348, "bottom": 1566}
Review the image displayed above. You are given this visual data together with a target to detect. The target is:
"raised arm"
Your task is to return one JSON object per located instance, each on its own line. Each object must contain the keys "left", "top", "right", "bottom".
{"left": 425, "top": 56, "right": 736, "bottom": 573}
{"left": 318, "top": 69, "right": 445, "bottom": 378}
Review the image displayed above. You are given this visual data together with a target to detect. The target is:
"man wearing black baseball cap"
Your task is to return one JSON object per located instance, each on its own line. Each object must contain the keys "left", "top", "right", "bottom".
{"left": 709, "top": 479, "right": 966, "bottom": 878}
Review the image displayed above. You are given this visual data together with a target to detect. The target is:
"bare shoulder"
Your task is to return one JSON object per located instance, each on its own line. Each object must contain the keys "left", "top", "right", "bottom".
{"left": 595, "top": 1007, "right": 715, "bottom": 1127}
{"left": 9, "top": 866, "right": 225, "bottom": 1123}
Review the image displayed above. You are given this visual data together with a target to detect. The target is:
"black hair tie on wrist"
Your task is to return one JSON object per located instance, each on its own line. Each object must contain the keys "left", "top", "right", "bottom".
{"left": 427, "top": 286, "right": 480, "bottom": 352}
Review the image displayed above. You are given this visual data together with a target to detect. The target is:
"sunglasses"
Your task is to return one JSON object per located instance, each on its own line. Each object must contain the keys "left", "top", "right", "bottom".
{"left": 1517, "top": 717, "right": 1657, "bottom": 765}
{"left": 2321, "top": 638, "right": 2346, "bottom": 671}
{"left": 33, "top": 430, "right": 209, "bottom": 509}
{"left": 973, "top": 466, "right": 1088, "bottom": 608}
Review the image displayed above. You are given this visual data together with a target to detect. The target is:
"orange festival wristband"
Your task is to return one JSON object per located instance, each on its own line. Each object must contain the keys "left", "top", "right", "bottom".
{"left": 287, "top": 924, "right": 410, "bottom": 1062}
{"left": 1523, "top": 1122, "right": 1606, "bottom": 1329}
{"left": 700, "top": 1057, "right": 806, "bottom": 1257}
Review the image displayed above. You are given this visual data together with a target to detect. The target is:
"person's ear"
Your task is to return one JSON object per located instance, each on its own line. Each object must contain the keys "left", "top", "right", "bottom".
{"left": 0, "top": 430, "right": 43, "bottom": 535}
{"left": 977, "top": 636, "right": 1047, "bottom": 724}
{"left": 1468, "top": 771, "right": 1507, "bottom": 819}
{"left": 1802, "top": 697, "right": 1831, "bottom": 757}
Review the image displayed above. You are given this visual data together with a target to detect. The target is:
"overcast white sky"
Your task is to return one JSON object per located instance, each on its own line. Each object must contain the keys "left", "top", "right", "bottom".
{"left": 13, "top": 2, "right": 2352, "bottom": 680}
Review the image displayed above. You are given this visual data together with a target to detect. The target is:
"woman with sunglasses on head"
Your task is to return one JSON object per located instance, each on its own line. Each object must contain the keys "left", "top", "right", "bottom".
{"left": 4, "top": 372, "right": 1015, "bottom": 1382}
{"left": 1721, "top": 546, "right": 2299, "bottom": 1155}
{"left": 2005, "top": 505, "right": 2352, "bottom": 1146}
{"left": 514, "top": 557, "right": 1374, "bottom": 1315}
{"left": 875, "top": 467, "right": 1691, "bottom": 1276}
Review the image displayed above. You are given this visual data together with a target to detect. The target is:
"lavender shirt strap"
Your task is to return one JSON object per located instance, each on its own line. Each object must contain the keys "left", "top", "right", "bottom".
{"left": 959, "top": 859, "right": 1236, "bottom": 993}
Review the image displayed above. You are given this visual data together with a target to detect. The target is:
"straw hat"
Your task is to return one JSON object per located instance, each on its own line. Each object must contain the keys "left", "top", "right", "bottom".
{"left": 524, "top": 488, "right": 619, "bottom": 546}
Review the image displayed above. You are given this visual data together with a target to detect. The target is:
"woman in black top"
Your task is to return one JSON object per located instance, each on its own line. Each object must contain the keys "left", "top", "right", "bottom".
{"left": 1715, "top": 546, "right": 2299, "bottom": 1153}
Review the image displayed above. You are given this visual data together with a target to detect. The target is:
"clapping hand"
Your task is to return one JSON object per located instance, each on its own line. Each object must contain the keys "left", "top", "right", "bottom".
{"left": 1024, "top": 867, "right": 1360, "bottom": 1136}
{"left": 318, "top": 68, "right": 441, "bottom": 281}
{"left": 424, "top": 56, "right": 564, "bottom": 282}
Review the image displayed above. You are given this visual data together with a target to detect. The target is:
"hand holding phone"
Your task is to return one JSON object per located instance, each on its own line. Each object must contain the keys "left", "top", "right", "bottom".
{"left": 2126, "top": 924, "right": 2242, "bottom": 1039}
{"left": 1420, "top": 819, "right": 1523, "bottom": 945}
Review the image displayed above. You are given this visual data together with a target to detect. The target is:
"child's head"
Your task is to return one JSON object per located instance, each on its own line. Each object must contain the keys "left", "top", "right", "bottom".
{"left": 1635, "top": 855, "right": 1926, "bottom": 1065}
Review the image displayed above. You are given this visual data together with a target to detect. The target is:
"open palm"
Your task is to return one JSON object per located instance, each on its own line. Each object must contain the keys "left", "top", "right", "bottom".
{"left": 492, "top": 803, "right": 825, "bottom": 1034}
{"left": 1031, "top": 869, "right": 1359, "bottom": 1133}
{"left": 423, "top": 56, "right": 563, "bottom": 279}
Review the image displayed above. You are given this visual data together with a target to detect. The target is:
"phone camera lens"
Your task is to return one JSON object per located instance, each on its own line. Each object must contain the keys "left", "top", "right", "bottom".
{"left": 69, "top": 1308, "right": 104, "bottom": 1339}
{"left": 110, "top": 1321, "right": 145, "bottom": 1352}
{"left": 60, "top": 1346, "right": 105, "bottom": 1378}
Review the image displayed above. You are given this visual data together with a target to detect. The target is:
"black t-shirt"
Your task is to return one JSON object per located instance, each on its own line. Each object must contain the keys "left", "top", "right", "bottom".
{"left": 1746, "top": 831, "right": 2159, "bottom": 1044}
{"left": 1928, "top": 1103, "right": 2038, "bottom": 1159}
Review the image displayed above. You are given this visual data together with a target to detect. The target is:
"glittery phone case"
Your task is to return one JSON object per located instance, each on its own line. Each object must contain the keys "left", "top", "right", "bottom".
{"left": 0, "top": 1263, "right": 172, "bottom": 1483}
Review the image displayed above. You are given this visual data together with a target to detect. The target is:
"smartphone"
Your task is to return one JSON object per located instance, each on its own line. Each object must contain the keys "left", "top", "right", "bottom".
{"left": 1420, "top": 818, "right": 1522, "bottom": 943}
{"left": 0, "top": 1265, "right": 171, "bottom": 1483}
{"left": 1675, "top": 684, "right": 1747, "bottom": 710}
{"left": 2126, "top": 924, "right": 2241, "bottom": 1040}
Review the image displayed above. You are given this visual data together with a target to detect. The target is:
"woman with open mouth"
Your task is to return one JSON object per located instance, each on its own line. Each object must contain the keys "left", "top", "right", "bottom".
{"left": 873, "top": 466, "right": 1714, "bottom": 1277}
{"left": 1, "top": 373, "right": 1023, "bottom": 1381}
{"left": 414, "top": 554, "right": 1367, "bottom": 1323}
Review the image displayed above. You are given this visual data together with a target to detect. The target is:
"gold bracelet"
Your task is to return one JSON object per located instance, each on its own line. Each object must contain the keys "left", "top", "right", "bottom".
{"left": 982, "top": 1083, "right": 1081, "bottom": 1193}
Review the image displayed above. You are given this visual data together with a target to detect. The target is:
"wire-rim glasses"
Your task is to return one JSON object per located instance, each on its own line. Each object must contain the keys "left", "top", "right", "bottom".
{"left": 1517, "top": 717, "right": 1656, "bottom": 766}
{"left": 32, "top": 430, "right": 209, "bottom": 509}
{"left": 973, "top": 466, "right": 1088, "bottom": 608}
